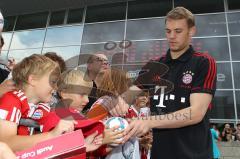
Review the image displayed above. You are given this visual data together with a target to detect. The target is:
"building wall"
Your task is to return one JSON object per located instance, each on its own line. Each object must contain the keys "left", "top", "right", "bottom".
{"left": 1, "top": 0, "right": 240, "bottom": 124}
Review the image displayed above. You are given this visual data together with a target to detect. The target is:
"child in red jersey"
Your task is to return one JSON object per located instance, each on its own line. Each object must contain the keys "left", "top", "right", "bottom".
{"left": 54, "top": 69, "right": 119, "bottom": 156}
{"left": 0, "top": 54, "right": 102, "bottom": 153}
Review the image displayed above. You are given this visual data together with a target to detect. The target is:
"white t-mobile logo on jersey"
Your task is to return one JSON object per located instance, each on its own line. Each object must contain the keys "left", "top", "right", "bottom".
{"left": 153, "top": 85, "right": 167, "bottom": 107}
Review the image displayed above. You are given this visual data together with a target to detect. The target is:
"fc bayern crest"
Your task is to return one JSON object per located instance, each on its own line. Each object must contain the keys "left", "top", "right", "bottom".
{"left": 182, "top": 71, "right": 194, "bottom": 84}
{"left": 32, "top": 109, "right": 43, "bottom": 120}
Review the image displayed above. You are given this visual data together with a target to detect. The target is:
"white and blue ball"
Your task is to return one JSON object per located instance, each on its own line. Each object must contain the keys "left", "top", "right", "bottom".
{"left": 105, "top": 117, "right": 128, "bottom": 131}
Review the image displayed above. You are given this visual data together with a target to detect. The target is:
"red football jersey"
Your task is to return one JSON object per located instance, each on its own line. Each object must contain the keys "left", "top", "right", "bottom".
{"left": 0, "top": 90, "right": 52, "bottom": 135}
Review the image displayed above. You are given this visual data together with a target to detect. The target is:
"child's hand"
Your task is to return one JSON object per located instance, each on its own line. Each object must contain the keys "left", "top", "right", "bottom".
{"left": 85, "top": 131, "right": 103, "bottom": 152}
{"left": 103, "top": 126, "right": 124, "bottom": 145}
{"left": 50, "top": 119, "right": 76, "bottom": 137}
{"left": 139, "top": 131, "right": 153, "bottom": 151}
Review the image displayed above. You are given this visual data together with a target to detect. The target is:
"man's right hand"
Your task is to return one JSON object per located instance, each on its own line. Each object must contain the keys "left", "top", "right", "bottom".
{"left": 0, "top": 80, "right": 15, "bottom": 97}
{"left": 50, "top": 119, "right": 77, "bottom": 137}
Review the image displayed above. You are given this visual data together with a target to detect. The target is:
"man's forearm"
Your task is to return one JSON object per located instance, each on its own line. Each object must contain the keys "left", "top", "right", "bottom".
{"left": 147, "top": 106, "right": 203, "bottom": 129}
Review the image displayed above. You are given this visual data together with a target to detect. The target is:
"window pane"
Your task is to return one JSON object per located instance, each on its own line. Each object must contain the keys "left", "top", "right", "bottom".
{"left": 82, "top": 22, "right": 125, "bottom": 43}
{"left": 192, "top": 37, "right": 230, "bottom": 61}
{"left": 233, "top": 62, "right": 240, "bottom": 89}
{"left": 216, "top": 63, "right": 233, "bottom": 89}
{"left": 227, "top": 12, "right": 240, "bottom": 35}
{"left": 10, "top": 29, "right": 45, "bottom": 49}
{"left": 42, "top": 46, "right": 80, "bottom": 68}
{"left": 125, "top": 40, "right": 167, "bottom": 63}
{"left": 174, "top": 0, "right": 224, "bottom": 14}
{"left": 8, "top": 49, "right": 41, "bottom": 63}
{"left": 15, "top": 12, "right": 48, "bottom": 30}
{"left": 210, "top": 91, "right": 235, "bottom": 119}
{"left": 228, "top": 0, "right": 240, "bottom": 10}
{"left": 0, "top": 51, "right": 9, "bottom": 70}
{"left": 44, "top": 25, "right": 83, "bottom": 47}
{"left": 126, "top": 18, "right": 165, "bottom": 40}
{"left": 1, "top": 32, "right": 12, "bottom": 50}
{"left": 195, "top": 13, "right": 227, "bottom": 36}
{"left": 236, "top": 91, "right": 240, "bottom": 119}
{"left": 128, "top": 0, "right": 172, "bottom": 19}
{"left": 67, "top": 8, "right": 84, "bottom": 24}
{"left": 3, "top": 16, "right": 15, "bottom": 32}
{"left": 49, "top": 10, "right": 65, "bottom": 26}
{"left": 230, "top": 36, "right": 240, "bottom": 61}
{"left": 85, "top": 2, "right": 126, "bottom": 23}
{"left": 123, "top": 63, "right": 146, "bottom": 80}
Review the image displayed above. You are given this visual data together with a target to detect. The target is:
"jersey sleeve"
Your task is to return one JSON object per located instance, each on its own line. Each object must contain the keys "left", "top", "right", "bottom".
{"left": 0, "top": 92, "right": 22, "bottom": 124}
{"left": 191, "top": 55, "right": 217, "bottom": 95}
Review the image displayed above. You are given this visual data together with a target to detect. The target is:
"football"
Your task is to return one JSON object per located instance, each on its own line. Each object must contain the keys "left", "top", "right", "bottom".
{"left": 105, "top": 117, "right": 129, "bottom": 131}
{"left": 104, "top": 117, "right": 129, "bottom": 146}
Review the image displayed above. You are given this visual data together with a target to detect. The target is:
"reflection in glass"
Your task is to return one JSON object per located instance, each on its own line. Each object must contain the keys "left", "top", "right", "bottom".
{"left": 44, "top": 26, "right": 83, "bottom": 47}
{"left": 126, "top": 18, "right": 165, "bottom": 40}
{"left": 80, "top": 43, "right": 123, "bottom": 65}
{"left": 227, "top": 12, "right": 240, "bottom": 35}
{"left": 216, "top": 63, "right": 232, "bottom": 89}
{"left": 195, "top": 13, "right": 227, "bottom": 36}
{"left": 192, "top": 37, "right": 230, "bottom": 61}
{"left": 233, "top": 62, "right": 240, "bottom": 89}
{"left": 236, "top": 91, "right": 240, "bottom": 119}
{"left": 125, "top": 40, "right": 167, "bottom": 63}
{"left": 230, "top": 36, "right": 240, "bottom": 61}
{"left": 10, "top": 29, "right": 45, "bottom": 49}
{"left": 82, "top": 22, "right": 125, "bottom": 43}
{"left": 42, "top": 46, "right": 80, "bottom": 68}
{"left": 1, "top": 32, "right": 12, "bottom": 50}
{"left": 8, "top": 49, "right": 41, "bottom": 63}
{"left": 210, "top": 91, "right": 235, "bottom": 119}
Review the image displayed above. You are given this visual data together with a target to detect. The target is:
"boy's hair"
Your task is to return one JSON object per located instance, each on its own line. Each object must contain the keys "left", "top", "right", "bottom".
{"left": 57, "top": 70, "right": 93, "bottom": 95}
{"left": 12, "top": 54, "right": 60, "bottom": 89}
{"left": 165, "top": 7, "right": 195, "bottom": 28}
{"left": 97, "top": 68, "right": 131, "bottom": 98}
{"left": 44, "top": 52, "right": 66, "bottom": 73}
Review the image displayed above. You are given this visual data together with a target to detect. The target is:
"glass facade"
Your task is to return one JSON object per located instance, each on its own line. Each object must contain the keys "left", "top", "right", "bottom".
{"left": 1, "top": 0, "right": 240, "bottom": 124}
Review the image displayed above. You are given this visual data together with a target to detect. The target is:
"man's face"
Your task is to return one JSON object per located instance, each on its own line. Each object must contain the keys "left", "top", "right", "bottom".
{"left": 165, "top": 19, "right": 195, "bottom": 53}
{"left": 88, "top": 54, "right": 109, "bottom": 74}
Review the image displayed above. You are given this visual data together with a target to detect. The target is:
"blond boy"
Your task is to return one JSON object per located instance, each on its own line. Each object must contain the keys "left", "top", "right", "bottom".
{"left": 0, "top": 54, "right": 76, "bottom": 152}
